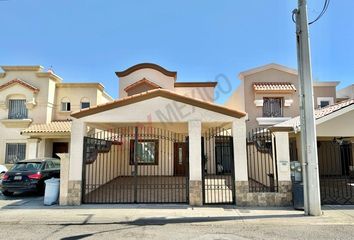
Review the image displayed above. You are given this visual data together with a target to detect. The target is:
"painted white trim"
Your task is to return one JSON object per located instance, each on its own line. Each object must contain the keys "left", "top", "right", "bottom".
{"left": 284, "top": 99, "right": 293, "bottom": 107}
{"left": 256, "top": 117, "right": 292, "bottom": 126}
{"left": 313, "top": 81, "right": 340, "bottom": 87}
{"left": 0, "top": 119, "right": 32, "bottom": 128}
{"left": 238, "top": 63, "right": 298, "bottom": 80}
{"left": 254, "top": 99, "right": 263, "bottom": 107}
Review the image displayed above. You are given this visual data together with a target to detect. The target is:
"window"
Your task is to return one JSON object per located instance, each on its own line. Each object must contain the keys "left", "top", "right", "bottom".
{"left": 317, "top": 97, "right": 334, "bottom": 108}
{"left": 61, "top": 98, "right": 71, "bottom": 111}
{"left": 263, "top": 98, "right": 283, "bottom": 117}
{"left": 8, "top": 99, "right": 28, "bottom": 119}
{"left": 81, "top": 102, "right": 90, "bottom": 109}
{"left": 5, "top": 143, "right": 26, "bottom": 164}
{"left": 130, "top": 140, "right": 158, "bottom": 165}
{"left": 10, "top": 162, "right": 42, "bottom": 171}
{"left": 52, "top": 159, "right": 61, "bottom": 169}
{"left": 44, "top": 161, "right": 56, "bottom": 170}
{"left": 320, "top": 100, "right": 330, "bottom": 108}
{"left": 80, "top": 97, "right": 90, "bottom": 109}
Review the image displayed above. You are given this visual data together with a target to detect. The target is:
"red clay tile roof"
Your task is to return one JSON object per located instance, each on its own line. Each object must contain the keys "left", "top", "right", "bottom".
{"left": 21, "top": 120, "right": 72, "bottom": 134}
{"left": 274, "top": 99, "right": 354, "bottom": 130}
{"left": 71, "top": 88, "right": 246, "bottom": 119}
{"left": 315, "top": 99, "right": 354, "bottom": 119}
{"left": 253, "top": 82, "right": 296, "bottom": 93}
{"left": 124, "top": 78, "right": 161, "bottom": 92}
{"left": 0, "top": 78, "right": 39, "bottom": 93}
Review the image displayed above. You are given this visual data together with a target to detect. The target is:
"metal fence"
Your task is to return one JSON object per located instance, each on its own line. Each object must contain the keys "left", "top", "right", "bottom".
{"left": 202, "top": 127, "right": 235, "bottom": 204}
{"left": 82, "top": 126, "right": 189, "bottom": 204}
{"left": 246, "top": 128, "right": 278, "bottom": 192}
{"left": 318, "top": 140, "right": 354, "bottom": 205}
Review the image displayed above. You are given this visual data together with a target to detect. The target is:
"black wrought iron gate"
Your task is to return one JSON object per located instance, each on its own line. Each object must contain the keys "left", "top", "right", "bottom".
{"left": 202, "top": 128, "right": 235, "bottom": 204}
{"left": 82, "top": 126, "right": 189, "bottom": 204}
{"left": 318, "top": 141, "right": 354, "bottom": 205}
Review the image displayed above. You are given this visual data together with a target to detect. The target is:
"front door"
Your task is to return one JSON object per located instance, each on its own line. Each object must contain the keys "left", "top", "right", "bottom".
{"left": 174, "top": 142, "right": 188, "bottom": 176}
{"left": 52, "top": 142, "right": 69, "bottom": 158}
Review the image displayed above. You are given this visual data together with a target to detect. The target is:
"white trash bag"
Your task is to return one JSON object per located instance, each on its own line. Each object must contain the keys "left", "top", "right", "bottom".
{"left": 44, "top": 178, "right": 60, "bottom": 206}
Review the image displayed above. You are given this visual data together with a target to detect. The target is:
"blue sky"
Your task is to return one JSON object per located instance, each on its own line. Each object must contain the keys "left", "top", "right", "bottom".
{"left": 0, "top": 0, "right": 353, "bottom": 103}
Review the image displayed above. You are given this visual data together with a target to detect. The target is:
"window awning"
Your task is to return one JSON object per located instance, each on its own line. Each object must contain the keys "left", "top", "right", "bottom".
{"left": 253, "top": 82, "right": 296, "bottom": 93}
{"left": 21, "top": 120, "right": 72, "bottom": 136}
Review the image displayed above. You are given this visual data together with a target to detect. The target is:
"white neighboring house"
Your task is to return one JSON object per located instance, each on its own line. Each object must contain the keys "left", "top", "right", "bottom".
{"left": 337, "top": 84, "right": 354, "bottom": 101}
{"left": 0, "top": 66, "right": 112, "bottom": 167}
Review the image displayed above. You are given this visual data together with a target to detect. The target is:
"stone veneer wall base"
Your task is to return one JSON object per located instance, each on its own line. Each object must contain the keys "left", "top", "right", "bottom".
{"left": 62, "top": 180, "right": 82, "bottom": 206}
{"left": 189, "top": 180, "right": 203, "bottom": 206}
{"left": 236, "top": 181, "right": 292, "bottom": 207}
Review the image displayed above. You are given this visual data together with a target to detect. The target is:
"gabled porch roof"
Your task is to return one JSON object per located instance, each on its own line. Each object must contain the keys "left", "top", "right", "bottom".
{"left": 71, "top": 89, "right": 246, "bottom": 119}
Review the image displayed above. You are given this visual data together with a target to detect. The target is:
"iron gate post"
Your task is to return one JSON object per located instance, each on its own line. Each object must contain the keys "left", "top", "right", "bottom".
{"left": 133, "top": 126, "right": 138, "bottom": 203}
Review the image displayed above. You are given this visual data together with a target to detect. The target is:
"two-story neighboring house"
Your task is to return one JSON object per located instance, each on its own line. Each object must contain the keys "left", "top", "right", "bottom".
{"left": 0, "top": 66, "right": 112, "bottom": 167}
{"left": 225, "top": 63, "right": 339, "bottom": 132}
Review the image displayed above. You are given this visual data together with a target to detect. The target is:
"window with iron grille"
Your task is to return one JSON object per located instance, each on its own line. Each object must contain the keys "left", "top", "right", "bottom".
{"left": 130, "top": 140, "right": 159, "bottom": 165}
{"left": 8, "top": 99, "right": 28, "bottom": 119}
{"left": 5, "top": 143, "right": 26, "bottom": 164}
{"left": 263, "top": 97, "right": 283, "bottom": 117}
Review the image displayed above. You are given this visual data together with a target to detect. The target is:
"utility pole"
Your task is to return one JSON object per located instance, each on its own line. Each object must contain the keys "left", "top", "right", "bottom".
{"left": 294, "top": 0, "right": 322, "bottom": 216}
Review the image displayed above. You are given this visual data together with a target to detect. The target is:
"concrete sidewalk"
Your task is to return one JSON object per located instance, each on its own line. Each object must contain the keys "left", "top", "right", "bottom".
{"left": 0, "top": 202, "right": 353, "bottom": 226}
{"left": 0, "top": 193, "right": 353, "bottom": 226}
{"left": 1, "top": 197, "right": 354, "bottom": 240}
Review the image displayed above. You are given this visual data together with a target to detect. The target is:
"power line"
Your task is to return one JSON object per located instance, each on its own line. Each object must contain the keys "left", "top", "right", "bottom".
{"left": 309, "top": 0, "right": 330, "bottom": 25}
{"left": 292, "top": 0, "right": 330, "bottom": 25}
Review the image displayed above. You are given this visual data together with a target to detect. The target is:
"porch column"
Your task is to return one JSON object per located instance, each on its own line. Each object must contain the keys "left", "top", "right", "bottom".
{"left": 27, "top": 138, "right": 40, "bottom": 159}
{"left": 58, "top": 153, "right": 70, "bottom": 205}
{"left": 188, "top": 120, "right": 202, "bottom": 206}
{"left": 232, "top": 119, "right": 249, "bottom": 206}
{"left": 65, "top": 119, "right": 87, "bottom": 205}
{"left": 274, "top": 131, "right": 292, "bottom": 204}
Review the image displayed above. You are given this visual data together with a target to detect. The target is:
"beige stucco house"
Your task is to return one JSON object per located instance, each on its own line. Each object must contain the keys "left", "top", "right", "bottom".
{"left": 58, "top": 63, "right": 295, "bottom": 207}
{"left": 0, "top": 63, "right": 295, "bottom": 207}
{"left": 0, "top": 66, "right": 112, "bottom": 168}
{"left": 59, "top": 63, "right": 250, "bottom": 206}
{"left": 225, "top": 63, "right": 339, "bottom": 132}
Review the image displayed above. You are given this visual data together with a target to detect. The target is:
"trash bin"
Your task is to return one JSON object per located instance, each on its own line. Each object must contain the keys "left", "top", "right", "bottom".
{"left": 290, "top": 161, "right": 304, "bottom": 210}
{"left": 293, "top": 181, "right": 304, "bottom": 210}
{"left": 44, "top": 178, "right": 60, "bottom": 206}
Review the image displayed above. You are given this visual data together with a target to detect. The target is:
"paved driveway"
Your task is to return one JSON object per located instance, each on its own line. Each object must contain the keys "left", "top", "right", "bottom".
{"left": 0, "top": 192, "right": 44, "bottom": 209}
